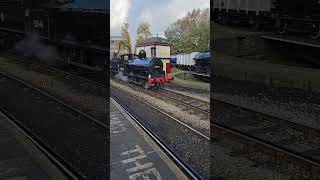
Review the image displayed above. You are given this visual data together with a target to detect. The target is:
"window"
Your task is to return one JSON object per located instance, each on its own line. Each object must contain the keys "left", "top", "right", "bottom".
{"left": 151, "top": 47, "right": 156, "bottom": 58}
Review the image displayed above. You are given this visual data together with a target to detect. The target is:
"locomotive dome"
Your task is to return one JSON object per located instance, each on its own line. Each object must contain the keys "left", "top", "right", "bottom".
{"left": 138, "top": 49, "right": 147, "bottom": 59}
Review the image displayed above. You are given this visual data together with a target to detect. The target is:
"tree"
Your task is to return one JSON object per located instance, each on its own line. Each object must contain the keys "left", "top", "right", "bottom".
{"left": 120, "top": 21, "right": 131, "bottom": 53}
{"left": 165, "top": 8, "right": 210, "bottom": 54}
{"left": 136, "top": 22, "right": 151, "bottom": 45}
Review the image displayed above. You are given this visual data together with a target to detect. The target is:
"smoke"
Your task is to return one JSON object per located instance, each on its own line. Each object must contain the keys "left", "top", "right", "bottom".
{"left": 115, "top": 72, "right": 128, "bottom": 82}
{"left": 14, "top": 33, "right": 58, "bottom": 65}
{"left": 165, "top": 23, "right": 183, "bottom": 37}
{"left": 111, "top": 0, "right": 131, "bottom": 33}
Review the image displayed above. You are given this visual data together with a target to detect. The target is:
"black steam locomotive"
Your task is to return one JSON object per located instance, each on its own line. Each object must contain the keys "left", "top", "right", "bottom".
{"left": 212, "top": 0, "right": 320, "bottom": 39}
{"left": 0, "top": 0, "right": 108, "bottom": 71}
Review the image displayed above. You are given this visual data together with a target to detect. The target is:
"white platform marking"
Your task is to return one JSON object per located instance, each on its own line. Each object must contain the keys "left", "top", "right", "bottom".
{"left": 120, "top": 145, "right": 162, "bottom": 180}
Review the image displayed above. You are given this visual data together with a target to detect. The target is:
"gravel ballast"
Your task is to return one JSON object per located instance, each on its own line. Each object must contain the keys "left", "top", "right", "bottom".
{"left": 111, "top": 80, "right": 209, "bottom": 134}
{"left": 111, "top": 85, "right": 210, "bottom": 179}
{"left": 0, "top": 57, "right": 108, "bottom": 122}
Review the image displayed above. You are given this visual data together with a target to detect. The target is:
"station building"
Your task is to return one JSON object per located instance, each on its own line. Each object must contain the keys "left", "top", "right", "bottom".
{"left": 135, "top": 37, "right": 171, "bottom": 75}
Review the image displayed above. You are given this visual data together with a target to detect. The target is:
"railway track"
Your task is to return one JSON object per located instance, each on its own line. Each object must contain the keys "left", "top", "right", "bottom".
{"left": 0, "top": 108, "right": 79, "bottom": 180}
{"left": 7, "top": 50, "right": 320, "bottom": 177}
{"left": 112, "top": 79, "right": 209, "bottom": 116}
{"left": 57, "top": 65, "right": 210, "bottom": 178}
{"left": 0, "top": 70, "right": 108, "bottom": 179}
{"left": 47, "top": 63, "right": 210, "bottom": 178}
{"left": 0, "top": 52, "right": 108, "bottom": 117}
{"left": 11, "top": 51, "right": 210, "bottom": 178}
{"left": 212, "top": 96, "right": 320, "bottom": 178}
{"left": 111, "top": 96, "right": 199, "bottom": 179}
{"left": 110, "top": 84, "right": 210, "bottom": 179}
{"left": 153, "top": 89, "right": 210, "bottom": 113}
{"left": 110, "top": 79, "right": 210, "bottom": 139}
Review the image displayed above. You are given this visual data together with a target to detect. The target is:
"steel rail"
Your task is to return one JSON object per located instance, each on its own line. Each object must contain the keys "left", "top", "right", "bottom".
{"left": 111, "top": 84, "right": 210, "bottom": 141}
{"left": 153, "top": 89, "right": 210, "bottom": 114}
{"left": 0, "top": 108, "right": 84, "bottom": 180}
{"left": 110, "top": 97, "right": 201, "bottom": 180}
{"left": 0, "top": 71, "right": 108, "bottom": 129}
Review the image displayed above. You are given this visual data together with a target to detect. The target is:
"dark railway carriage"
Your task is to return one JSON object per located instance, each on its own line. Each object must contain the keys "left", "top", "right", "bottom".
{"left": 212, "top": 0, "right": 320, "bottom": 39}
{"left": 0, "top": 0, "right": 108, "bottom": 71}
{"left": 212, "top": 0, "right": 274, "bottom": 27}
{"left": 194, "top": 52, "right": 211, "bottom": 75}
{"left": 274, "top": 0, "right": 320, "bottom": 39}
{"left": 170, "top": 54, "right": 176, "bottom": 67}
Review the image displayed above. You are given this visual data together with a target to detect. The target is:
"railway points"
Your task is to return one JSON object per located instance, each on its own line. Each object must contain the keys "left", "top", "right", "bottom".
{"left": 0, "top": 110, "right": 69, "bottom": 180}
{"left": 111, "top": 80, "right": 209, "bottom": 137}
{"left": 110, "top": 98, "right": 188, "bottom": 180}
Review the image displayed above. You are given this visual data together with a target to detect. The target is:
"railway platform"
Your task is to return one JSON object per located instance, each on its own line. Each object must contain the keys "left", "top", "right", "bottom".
{"left": 262, "top": 34, "right": 320, "bottom": 48}
{"left": 0, "top": 111, "right": 68, "bottom": 180}
{"left": 110, "top": 98, "right": 188, "bottom": 180}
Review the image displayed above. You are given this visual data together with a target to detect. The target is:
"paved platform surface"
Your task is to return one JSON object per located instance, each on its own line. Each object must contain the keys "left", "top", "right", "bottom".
{"left": 170, "top": 70, "right": 210, "bottom": 91}
{"left": 110, "top": 98, "right": 188, "bottom": 180}
{"left": 262, "top": 34, "right": 320, "bottom": 48}
{"left": 0, "top": 111, "right": 67, "bottom": 180}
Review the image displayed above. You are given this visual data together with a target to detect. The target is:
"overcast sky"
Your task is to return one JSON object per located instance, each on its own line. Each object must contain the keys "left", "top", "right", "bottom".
{"left": 111, "top": 0, "right": 210, "bottom": 46}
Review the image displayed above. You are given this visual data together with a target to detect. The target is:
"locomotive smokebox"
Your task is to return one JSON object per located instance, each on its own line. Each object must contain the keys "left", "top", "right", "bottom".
{"left": 149, "top": 58, "right": 163, "bottom": 75}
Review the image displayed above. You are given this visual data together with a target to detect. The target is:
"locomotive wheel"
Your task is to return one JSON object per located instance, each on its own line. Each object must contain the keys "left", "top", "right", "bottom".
{"left": 154, "top": 82, "right": 161, "bottom": 90}
{"left": 144, "top": 83, "right": 151, "bottom": 89}
{"left": 310, "top": 24, "right": 320, "bottom": 39}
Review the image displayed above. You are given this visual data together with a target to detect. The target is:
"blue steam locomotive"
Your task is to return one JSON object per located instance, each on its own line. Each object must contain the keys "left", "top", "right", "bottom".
{"left": 111, "top": 49, "right": 174, "bottom": 89}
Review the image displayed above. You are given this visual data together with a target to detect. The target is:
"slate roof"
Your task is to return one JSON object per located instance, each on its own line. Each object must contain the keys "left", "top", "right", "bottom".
{"left": 136, "top": 37, "right": 171, "bottom": 47}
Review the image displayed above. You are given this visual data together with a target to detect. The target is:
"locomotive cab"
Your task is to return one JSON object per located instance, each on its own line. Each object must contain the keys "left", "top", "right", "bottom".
{"left": 148, "top": 57, "right": 164, "bottom": 78}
